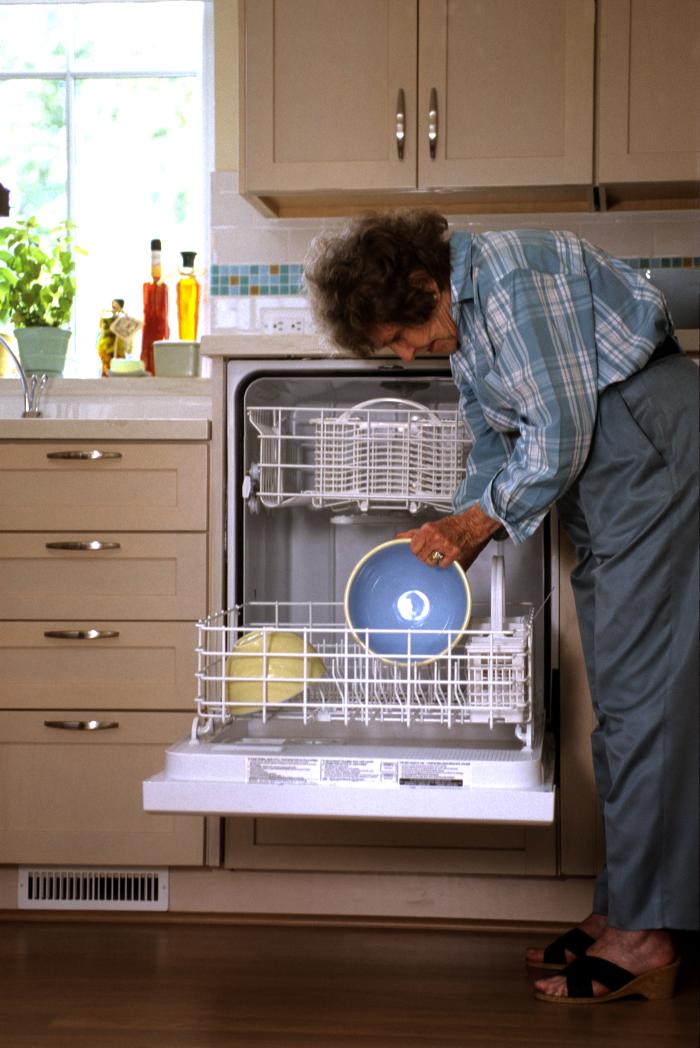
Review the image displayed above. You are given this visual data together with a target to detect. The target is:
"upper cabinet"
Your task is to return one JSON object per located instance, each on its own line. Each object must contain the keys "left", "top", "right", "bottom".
{"left": 241, "top": 0, "right": 595, "bottom": 214}
{"left": 243, "top": 0, "right": 418, "bottom": 195}
{"left": 417, "top": 0, "right": 594, "bottom": 192}
{"left": 239, "top": 0, "right": 698, "bottom": 216}
{"left": 596, "top": 0, "right": 700, "bottom": 207}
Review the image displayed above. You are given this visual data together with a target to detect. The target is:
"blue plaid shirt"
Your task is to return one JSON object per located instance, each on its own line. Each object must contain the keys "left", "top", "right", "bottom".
{"left": 449, "top": 230, "right": 673, "bottom": 543}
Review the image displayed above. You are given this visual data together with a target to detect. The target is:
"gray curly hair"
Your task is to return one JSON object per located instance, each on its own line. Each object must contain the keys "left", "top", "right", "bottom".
{"left": 304, "top": 209, "right": 452, "bottom": 357}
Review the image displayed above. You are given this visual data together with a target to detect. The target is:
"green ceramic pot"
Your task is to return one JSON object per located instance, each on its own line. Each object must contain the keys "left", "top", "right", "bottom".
{"left": 14, "top": 326, "right": 71, "bottom": 376}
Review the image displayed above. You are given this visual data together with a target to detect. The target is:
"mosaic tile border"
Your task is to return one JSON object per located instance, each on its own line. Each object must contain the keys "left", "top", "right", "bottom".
{"left": 210, "top": 263, "right": 304, "bottom": 296}
{"left": 210, "top": 258, "right": 699, "bottom": 296}
{"left": 624, "top": 256, "right": 700, "bottom": 269}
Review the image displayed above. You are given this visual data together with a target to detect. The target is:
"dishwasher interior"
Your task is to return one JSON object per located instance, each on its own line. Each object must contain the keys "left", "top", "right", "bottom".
{"left": 144, "top": 363, "right": 555, "bottom": 823}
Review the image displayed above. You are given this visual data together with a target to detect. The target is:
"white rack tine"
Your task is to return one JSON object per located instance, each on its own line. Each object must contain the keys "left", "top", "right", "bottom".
{"left": 445, "top": 632, "right": 454, "bottom": 730}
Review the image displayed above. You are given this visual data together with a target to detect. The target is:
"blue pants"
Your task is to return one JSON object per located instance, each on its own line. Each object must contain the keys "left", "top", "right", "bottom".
{"left": 558, "top": 352, "right": 699, "bottom": 930}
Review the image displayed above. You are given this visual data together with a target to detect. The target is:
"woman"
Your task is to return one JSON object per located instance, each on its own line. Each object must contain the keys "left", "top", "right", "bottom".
{"left": 304, "top": 210, "right": 699, "bottom": 1004}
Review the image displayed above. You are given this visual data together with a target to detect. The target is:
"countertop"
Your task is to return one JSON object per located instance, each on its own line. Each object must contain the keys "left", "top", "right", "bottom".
{"left": 0, "top": 377, "right": 212, "bottom": 439}
{"left": 200, "top": 330, "right": 699, "bottom": 359}
{"left": 201, "top": 333, "right": 342, "bottom": 358}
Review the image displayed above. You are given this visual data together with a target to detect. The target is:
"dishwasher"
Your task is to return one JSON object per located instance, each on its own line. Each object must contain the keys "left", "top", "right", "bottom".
{"left": 144, "top": 356, "right": 556, "bottom": 824}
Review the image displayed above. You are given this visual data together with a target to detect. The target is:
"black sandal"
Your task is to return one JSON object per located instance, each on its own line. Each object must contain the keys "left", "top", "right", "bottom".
{"left": 526, "top": 926, "right": 596, "bottom": 970}
{"left": 534, "top": 954, "right": 680, "bottom": 1004}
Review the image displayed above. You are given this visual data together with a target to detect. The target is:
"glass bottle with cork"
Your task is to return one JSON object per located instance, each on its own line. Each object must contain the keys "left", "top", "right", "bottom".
{"left": 177, "top": 250, "right": 201, "bottom": 341}
{"left": 141, "top": 238, "right": 169, "bottom": 374}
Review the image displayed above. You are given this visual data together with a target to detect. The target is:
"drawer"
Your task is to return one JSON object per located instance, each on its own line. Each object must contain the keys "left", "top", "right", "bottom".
{"left": 0, "top": 622, "right": 198, "bottom": 711}
{"left": 0, "top": 442, "right": 208, "bottom": 531}
{"left": 0, "top": 533, "right": 207, "bottom": 620}
{"left": 0, "top": 711, "right": 203, "bottom": 866}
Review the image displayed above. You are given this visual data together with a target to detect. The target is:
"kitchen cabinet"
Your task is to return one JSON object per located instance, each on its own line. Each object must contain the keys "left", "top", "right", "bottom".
{"left": 0, "top": 533, "right": 206, "bottom": 621}
{"left": 0, "top": 437, "right": 208, "bottom": 867}
{"left": 0, "top": 623, "right": 197, "bottom": 711}
{"left": 0, "top": 713, "right": 201, "bottom": 866}
{"left": 596, "top": 0, "right": 700, "bottom": 207}
{"left": 224, "top": 818, "right": 557, "bottom": 876}
{"left": 238, "top": 0, "right": 698, "bottom": 215}
{"left": 241, "top": 0, "right": 596, "bottom": 215}
{"left": 417, "top": 0, "right": 594, "bottom": 191}
{"left": 0, "top": 442, "right": 207, "bottom": 531}
{"left": 242, "top": 0, "right": 417, "bottom": 199}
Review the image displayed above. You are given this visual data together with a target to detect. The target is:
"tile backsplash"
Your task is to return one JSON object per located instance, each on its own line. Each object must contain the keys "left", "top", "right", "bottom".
{"left": 209, "top": 172, "right": 700, "bottom": 334}
{"left": 211, "top": 262, "right": 305, "bottom": 297}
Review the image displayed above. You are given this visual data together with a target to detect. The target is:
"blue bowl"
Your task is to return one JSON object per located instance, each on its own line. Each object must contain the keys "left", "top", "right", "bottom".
{"left": 344, "top": 539, "right": 472, "bottom": 665}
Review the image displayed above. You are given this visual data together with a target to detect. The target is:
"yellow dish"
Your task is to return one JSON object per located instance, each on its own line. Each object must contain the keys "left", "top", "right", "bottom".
{"left": 225, "top": 630, "right": 326, "bottom": 715}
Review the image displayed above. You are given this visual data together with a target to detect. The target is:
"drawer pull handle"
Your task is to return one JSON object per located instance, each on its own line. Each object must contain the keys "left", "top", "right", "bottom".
{"left": 44, "top": 629, "right": 120, "bottom": 640}
{"left": 44, "top": 720, "right": 120, "bottom": 731}
{"left": 395, "top": 88, "right": 406, "bottom": 159}
{"left": 45, "top": 540, "right": 121, "bottom": 551}
{"left": 46, "top": 450, "right": 123, "bottom": 461}
{"left": 428, "top": 87, "right": 438, "bottom": 159}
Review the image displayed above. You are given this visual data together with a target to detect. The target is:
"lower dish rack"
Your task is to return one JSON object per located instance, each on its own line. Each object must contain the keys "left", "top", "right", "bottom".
{"left": 193, "top": 602, "right": 536, "bottom": 749}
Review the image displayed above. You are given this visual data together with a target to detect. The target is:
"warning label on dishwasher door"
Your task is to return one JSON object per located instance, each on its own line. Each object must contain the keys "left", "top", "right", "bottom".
{"left": 246, "top": 756, "right": 470, "bottom": 788}
{"left": 246, "top": 756, "right": 396, "bottom": 787}
{"left": 321, "top": 759, "right": 398, "bottom": 786}
{"left": 398, "top": 761, "right": 472, "bottom": 788}
{"left": 246, "top": 757, "right": 320, "bottom": 785}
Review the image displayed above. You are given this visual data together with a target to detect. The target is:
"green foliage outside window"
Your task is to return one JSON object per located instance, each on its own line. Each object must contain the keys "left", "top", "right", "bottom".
{"left": 0, "top": 2, "right": 206, "bottom": 375}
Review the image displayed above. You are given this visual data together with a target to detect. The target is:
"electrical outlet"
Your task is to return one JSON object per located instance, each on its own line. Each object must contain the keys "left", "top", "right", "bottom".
{"left": 261, "top": 310, "right": 306, "bottom": 335}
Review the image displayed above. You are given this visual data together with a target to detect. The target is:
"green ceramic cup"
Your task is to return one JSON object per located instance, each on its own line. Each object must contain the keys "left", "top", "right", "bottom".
{"left": 153, "top": 340, "right": 200, "bottom": 377}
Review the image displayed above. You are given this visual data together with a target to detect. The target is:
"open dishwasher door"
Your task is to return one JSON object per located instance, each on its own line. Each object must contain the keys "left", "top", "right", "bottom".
{"left": 143, "top": 580, "right": 555, "bottom": 824}
{"left": 144, "top": 361, "right": 556, "bottom": 825}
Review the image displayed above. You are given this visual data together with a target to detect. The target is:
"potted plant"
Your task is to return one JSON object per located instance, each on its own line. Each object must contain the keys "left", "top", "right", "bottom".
{"left": 0, "top": 216, "right": 80, "bottom": 375}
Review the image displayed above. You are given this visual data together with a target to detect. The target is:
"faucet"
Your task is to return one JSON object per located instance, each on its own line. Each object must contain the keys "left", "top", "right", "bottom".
{"left": 0, "top": 333, "right": 47, "bottom": 417}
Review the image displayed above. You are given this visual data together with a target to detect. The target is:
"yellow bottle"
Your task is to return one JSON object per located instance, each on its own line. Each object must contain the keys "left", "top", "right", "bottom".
{"left": 176, "top": 251, "right": 200, "bottom": 341}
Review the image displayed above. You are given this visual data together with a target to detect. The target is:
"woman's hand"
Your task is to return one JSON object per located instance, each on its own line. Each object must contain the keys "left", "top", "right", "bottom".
{"left": 396, "top": 504, "right": 502, "bottom": 572}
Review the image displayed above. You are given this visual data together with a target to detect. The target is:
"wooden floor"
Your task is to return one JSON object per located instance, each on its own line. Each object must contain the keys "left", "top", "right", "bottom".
{"left": 0, "top": 918, "right": 697, "bottom": 1048}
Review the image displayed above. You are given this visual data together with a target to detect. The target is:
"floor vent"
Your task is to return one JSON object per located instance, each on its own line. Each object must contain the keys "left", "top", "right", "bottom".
{"left": 18, "top": 867, "right": 169, "bottom": 911}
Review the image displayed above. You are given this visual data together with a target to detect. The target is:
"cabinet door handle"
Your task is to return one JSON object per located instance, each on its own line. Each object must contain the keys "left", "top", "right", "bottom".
{"left": 428, "top": 87, "right": 438, "bottom": 159}
{"left": 43, "top": 629, "right": 120, "bottom": 640}
{"left": 45, "top": 540, "right": 121, "bottom": 551}
{"left": 44, "top": 720, "right": 120, "bottom": 731}
{"left": 46, "top": 450, "right": 122, "bottom": 461}
{"left": 395, "top": 88, "right": 406, "bottom": 159}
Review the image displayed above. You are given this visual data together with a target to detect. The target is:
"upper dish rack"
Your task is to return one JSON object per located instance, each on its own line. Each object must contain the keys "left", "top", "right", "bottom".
{"left": 246, "top": 398, "right": 471, "bottom": 513}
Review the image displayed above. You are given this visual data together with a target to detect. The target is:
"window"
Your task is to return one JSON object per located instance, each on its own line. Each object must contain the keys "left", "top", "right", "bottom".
{"left": 0, "top": 0, "right": 210, "bottom": 376}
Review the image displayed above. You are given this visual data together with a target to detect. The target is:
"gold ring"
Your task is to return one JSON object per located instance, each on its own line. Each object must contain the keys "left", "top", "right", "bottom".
{"left": 429, "top": 550, "right": 445, "bottom": 564}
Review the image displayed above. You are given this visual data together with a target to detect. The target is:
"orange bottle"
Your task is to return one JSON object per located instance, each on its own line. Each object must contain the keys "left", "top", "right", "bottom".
{"left": 141, "top": 239, "right": 169, "bottom": 374}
